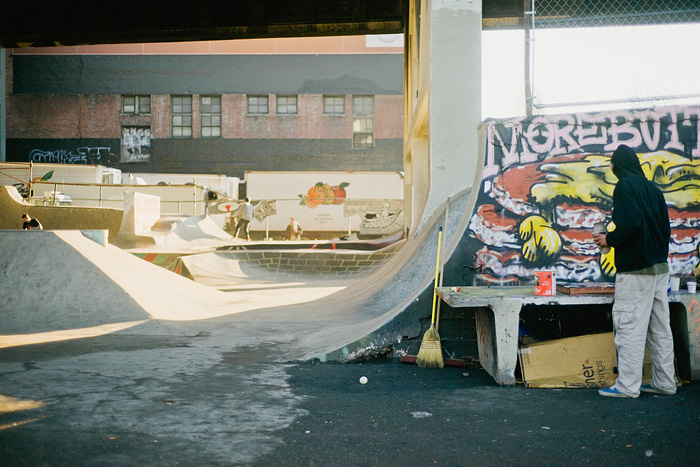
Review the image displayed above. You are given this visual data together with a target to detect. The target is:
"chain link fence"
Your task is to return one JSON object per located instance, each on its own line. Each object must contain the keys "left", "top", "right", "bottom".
{"left": 527, "top": 0, "right": 700, "bottom": 114}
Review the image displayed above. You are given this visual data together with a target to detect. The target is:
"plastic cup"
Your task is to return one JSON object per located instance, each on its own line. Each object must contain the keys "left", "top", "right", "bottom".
{"left": 688, "top": 282, "right": 697, "bottom": 294}
{"left": 670, "top": 276, "right": 680, "bottom": 292}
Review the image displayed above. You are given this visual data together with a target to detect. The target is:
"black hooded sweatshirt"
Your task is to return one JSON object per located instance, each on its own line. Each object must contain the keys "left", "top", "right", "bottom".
{"left": 605, "top": 144, "right": 670, "bottom": 273}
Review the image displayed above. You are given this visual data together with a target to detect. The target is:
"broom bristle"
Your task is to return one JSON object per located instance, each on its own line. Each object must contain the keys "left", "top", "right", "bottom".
{"left": 416, "top": 326, "right": 444, "bottom": 369}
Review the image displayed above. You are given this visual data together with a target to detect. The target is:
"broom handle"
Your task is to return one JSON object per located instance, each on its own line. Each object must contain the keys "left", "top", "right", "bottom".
{"left": 430, "top": 227, "right": 443, "bottom": 326}
{"left": 435, "top": 198, "right": 450, "bottom": 331}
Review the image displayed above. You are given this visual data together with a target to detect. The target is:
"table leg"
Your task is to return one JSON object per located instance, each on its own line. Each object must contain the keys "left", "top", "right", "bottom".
{"left": 680, "top": 294, "right": 700, "bottom": 381}
{"left": 475, "top": 298, "right": 521, "bottom": 386}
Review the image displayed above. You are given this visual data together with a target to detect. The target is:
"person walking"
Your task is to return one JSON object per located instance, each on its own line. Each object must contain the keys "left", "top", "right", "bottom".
{"left": 233, "top": 198, "right": 254, "bottom": 241}
{"left": 592, "top": 144, "right": 676, "bottom": 398}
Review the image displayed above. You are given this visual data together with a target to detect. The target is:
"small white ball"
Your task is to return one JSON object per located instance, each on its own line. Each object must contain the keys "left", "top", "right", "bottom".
{"left": 359, "top": 376, "right": 368, "bottom": 385}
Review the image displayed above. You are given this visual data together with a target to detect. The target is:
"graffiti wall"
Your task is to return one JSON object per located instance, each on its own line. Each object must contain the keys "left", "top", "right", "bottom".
{"left": 465, "top": 106, "right": 700, "bottom": 286}
{"left": 6, "top": 139, "right": 120, "bottom": 167}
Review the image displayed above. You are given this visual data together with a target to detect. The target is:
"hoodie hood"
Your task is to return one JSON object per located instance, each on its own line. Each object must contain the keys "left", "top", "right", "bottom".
{"left": 610, "top": 144, "right": 645, "bottom": 180}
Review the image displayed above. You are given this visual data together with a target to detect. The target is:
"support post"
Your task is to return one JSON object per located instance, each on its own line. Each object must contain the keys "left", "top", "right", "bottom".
{"left": 475, "top": 298, "right": 522, "bottom": 385}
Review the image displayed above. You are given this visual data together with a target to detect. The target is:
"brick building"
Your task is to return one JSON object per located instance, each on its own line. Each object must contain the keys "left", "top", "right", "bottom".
{"left": 3, "top": 36, "right": 404, "bottom": 180}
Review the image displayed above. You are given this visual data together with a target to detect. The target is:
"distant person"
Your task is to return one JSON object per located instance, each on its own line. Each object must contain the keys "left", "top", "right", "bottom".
{"left": 233, "top": 198, "right": 254, "bottom": 241}
{"left": 22, "top": 213, "right": 43, "bottom": 230}
{"left": 285, "top": 217, "right": 303, "bottom": 241}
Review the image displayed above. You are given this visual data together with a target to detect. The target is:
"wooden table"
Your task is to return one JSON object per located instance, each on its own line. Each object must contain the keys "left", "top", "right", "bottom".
{"left": 436, "top": 286, "right": 698, "bottom": 385}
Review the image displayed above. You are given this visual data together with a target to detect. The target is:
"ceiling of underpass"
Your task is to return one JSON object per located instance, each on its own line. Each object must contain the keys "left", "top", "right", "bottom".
{"left": 0, "top": 0, "right": 528, "bottom": 48}
{"left": 1, "top": 1, "right": 693, "bottom": 49}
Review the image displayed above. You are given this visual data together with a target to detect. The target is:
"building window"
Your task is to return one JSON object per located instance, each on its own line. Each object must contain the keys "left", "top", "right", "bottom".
{"left": 247, "top": 95, "right": 269, "bottom": 114}
{"left": 352, "top": 95, "right": 374, "bottom": 148}
{"left": 323, "top": 95, "right": 345, "bottom": 115}
{"left": 172, "top": 96, "right": 192, "bottom": 138}
{"left": 122, "top": 95, "right": 151, "bottom": 115}
{"left": 201, "top": 95, "right": 222, "bottom": 137}
{"left": 353, "top": 118, "right": 375, "bottom": 148}
{"left": 277, "top": 95, "right": 298, "bottom": 114}
{"left": 353, "top": 95, "right": 374, "bottom": 115}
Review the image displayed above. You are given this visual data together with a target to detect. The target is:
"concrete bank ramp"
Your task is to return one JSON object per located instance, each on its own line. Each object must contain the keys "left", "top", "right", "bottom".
{"left": 118, "top": 214, "right": 239, "bottom": 250}
{"left": 210, "top": 189, "right": 472, "bottom": 363}
{"left": 0, "top": 230, "right": 346, "bottom": 341}
{"left": 0, "top": 188, "right": 471, "bottom": 361}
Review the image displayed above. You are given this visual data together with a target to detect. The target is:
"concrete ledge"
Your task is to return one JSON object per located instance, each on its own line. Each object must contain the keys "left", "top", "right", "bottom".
{"left": 0, "top": 186, "right": 123, "bottom": 243}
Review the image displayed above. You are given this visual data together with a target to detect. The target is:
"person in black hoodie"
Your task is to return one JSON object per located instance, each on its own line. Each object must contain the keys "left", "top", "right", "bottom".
{"left": 592, "top": 144, "right": 676, "bottom": 398}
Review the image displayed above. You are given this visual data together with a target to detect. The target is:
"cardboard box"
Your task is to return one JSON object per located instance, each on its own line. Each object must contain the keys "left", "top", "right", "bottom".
{"left": 518, "top": 332, "right": 657, "bottom": 389}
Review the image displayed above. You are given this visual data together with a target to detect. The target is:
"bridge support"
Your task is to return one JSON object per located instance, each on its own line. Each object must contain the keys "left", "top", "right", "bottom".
{"left": 404, "top": 0, "right": 482, "bottom": 235}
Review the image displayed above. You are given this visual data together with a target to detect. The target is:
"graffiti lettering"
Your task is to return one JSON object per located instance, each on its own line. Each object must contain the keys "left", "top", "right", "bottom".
{"left": 30, "top": 147, "right": 118, "bottom": 166}
{"left": 484, "top": 107, "right": 700, "bottom": 179}
{"left": 466, "top": 105, "right": 700, "bottom": 286}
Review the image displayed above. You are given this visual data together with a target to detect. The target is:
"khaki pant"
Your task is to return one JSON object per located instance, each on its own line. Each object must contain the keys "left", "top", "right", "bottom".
{"left": 612, "top": 273, "right": 676, "bottom": 396}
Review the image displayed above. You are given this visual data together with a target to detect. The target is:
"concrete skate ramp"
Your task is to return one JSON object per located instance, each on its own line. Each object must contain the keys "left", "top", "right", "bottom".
{"left": 0, "top": 187, "right": 471, "bottom": 361}
{"left": 263, "top": 189, "right": 471, "bottom": 362}
{"left": 0, "top": 230, "right": 347, "bottom": 341}
{"left": 173, "top": 242, "right": 402, "bottom": 288}
{"left": 122, "top": 215, "right": 238, "bottom": 250}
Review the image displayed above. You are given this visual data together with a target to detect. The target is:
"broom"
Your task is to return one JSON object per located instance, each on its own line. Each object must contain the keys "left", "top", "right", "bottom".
{"left": 416, "top": 226, "right": 444, "bottom": 369}
{"left": 435, "top": 197, "right": 450, "bottom": 333}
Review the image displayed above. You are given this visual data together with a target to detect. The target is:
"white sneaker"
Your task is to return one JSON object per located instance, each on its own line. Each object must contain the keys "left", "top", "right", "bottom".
{"left": 640, "top": 384, "right": 676, "bottom": 395}
{"left": 598, "top": 386, "right": 639, "bottom": 398}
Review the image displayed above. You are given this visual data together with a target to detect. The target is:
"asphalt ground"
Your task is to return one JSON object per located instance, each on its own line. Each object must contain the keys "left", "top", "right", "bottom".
{"left": 1, "top": 337, "right": 698, "bottom": 467}
{"left": 253, "top": 362, "right": 700, "bottom": 467}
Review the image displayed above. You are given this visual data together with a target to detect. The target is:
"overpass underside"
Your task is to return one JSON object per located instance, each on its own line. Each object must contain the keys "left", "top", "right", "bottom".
{"left": 0, "top": 1, "right": 530, "bottom": 48}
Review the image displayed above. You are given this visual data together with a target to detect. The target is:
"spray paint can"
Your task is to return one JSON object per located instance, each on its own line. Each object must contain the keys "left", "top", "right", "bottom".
{"left": 593, "top": 222, "right": 610, "bottom": 255}
{"left": 534, "top": 270, "right": 556, "bottom": 296}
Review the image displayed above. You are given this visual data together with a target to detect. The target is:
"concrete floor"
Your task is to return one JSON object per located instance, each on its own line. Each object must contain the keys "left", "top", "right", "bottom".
{"left": 2, "top": 343, "right": 698, "bottom": 466}
{"left": 3, "top": 207, "right": 696, "bottom": 466}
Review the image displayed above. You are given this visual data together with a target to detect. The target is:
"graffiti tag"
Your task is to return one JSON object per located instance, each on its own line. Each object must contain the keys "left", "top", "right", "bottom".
{"left": 30, "top": 147, "right": 118, "bottom": 166}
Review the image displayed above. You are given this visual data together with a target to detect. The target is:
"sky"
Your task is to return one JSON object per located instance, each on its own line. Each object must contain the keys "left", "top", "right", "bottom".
{"left": 481, "top": 23, "right": 700, "bottom": 119}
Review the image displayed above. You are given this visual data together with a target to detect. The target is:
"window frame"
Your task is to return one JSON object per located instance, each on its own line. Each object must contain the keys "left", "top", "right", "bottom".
{"left": 171, "top": 95, "right": 193, "bottom": 138}
{"left": 122, "top": 95, "right": 151, "bottom": 115}
{"left": 323, "top": 95, "right": 345, "bottom": 115}
{"left": 352, "top": 95, "right": 374, "bottom": 116}
{"left": 352, "top": 95, "right": 375, "bottom": 149}
{"left": 200, "top": 95, "right": 222, "bottom": 138}
{"left": 352, "top": 117, "right": 375, "bottom": 149}
{"left": 276, "top": 95, "right": 298, "bottom": 115}
{"left": 247, "top": 95, "right": 269, "bottom": 115}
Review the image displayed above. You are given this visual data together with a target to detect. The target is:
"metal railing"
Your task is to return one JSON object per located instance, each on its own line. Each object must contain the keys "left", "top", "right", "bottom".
{"left": 26, "top": 181, "right": 210, "bottom": 216}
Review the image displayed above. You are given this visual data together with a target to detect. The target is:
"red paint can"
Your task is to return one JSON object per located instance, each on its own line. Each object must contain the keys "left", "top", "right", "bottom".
{"left": 534, "top": 271, "right": 556, "bottom": 296}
